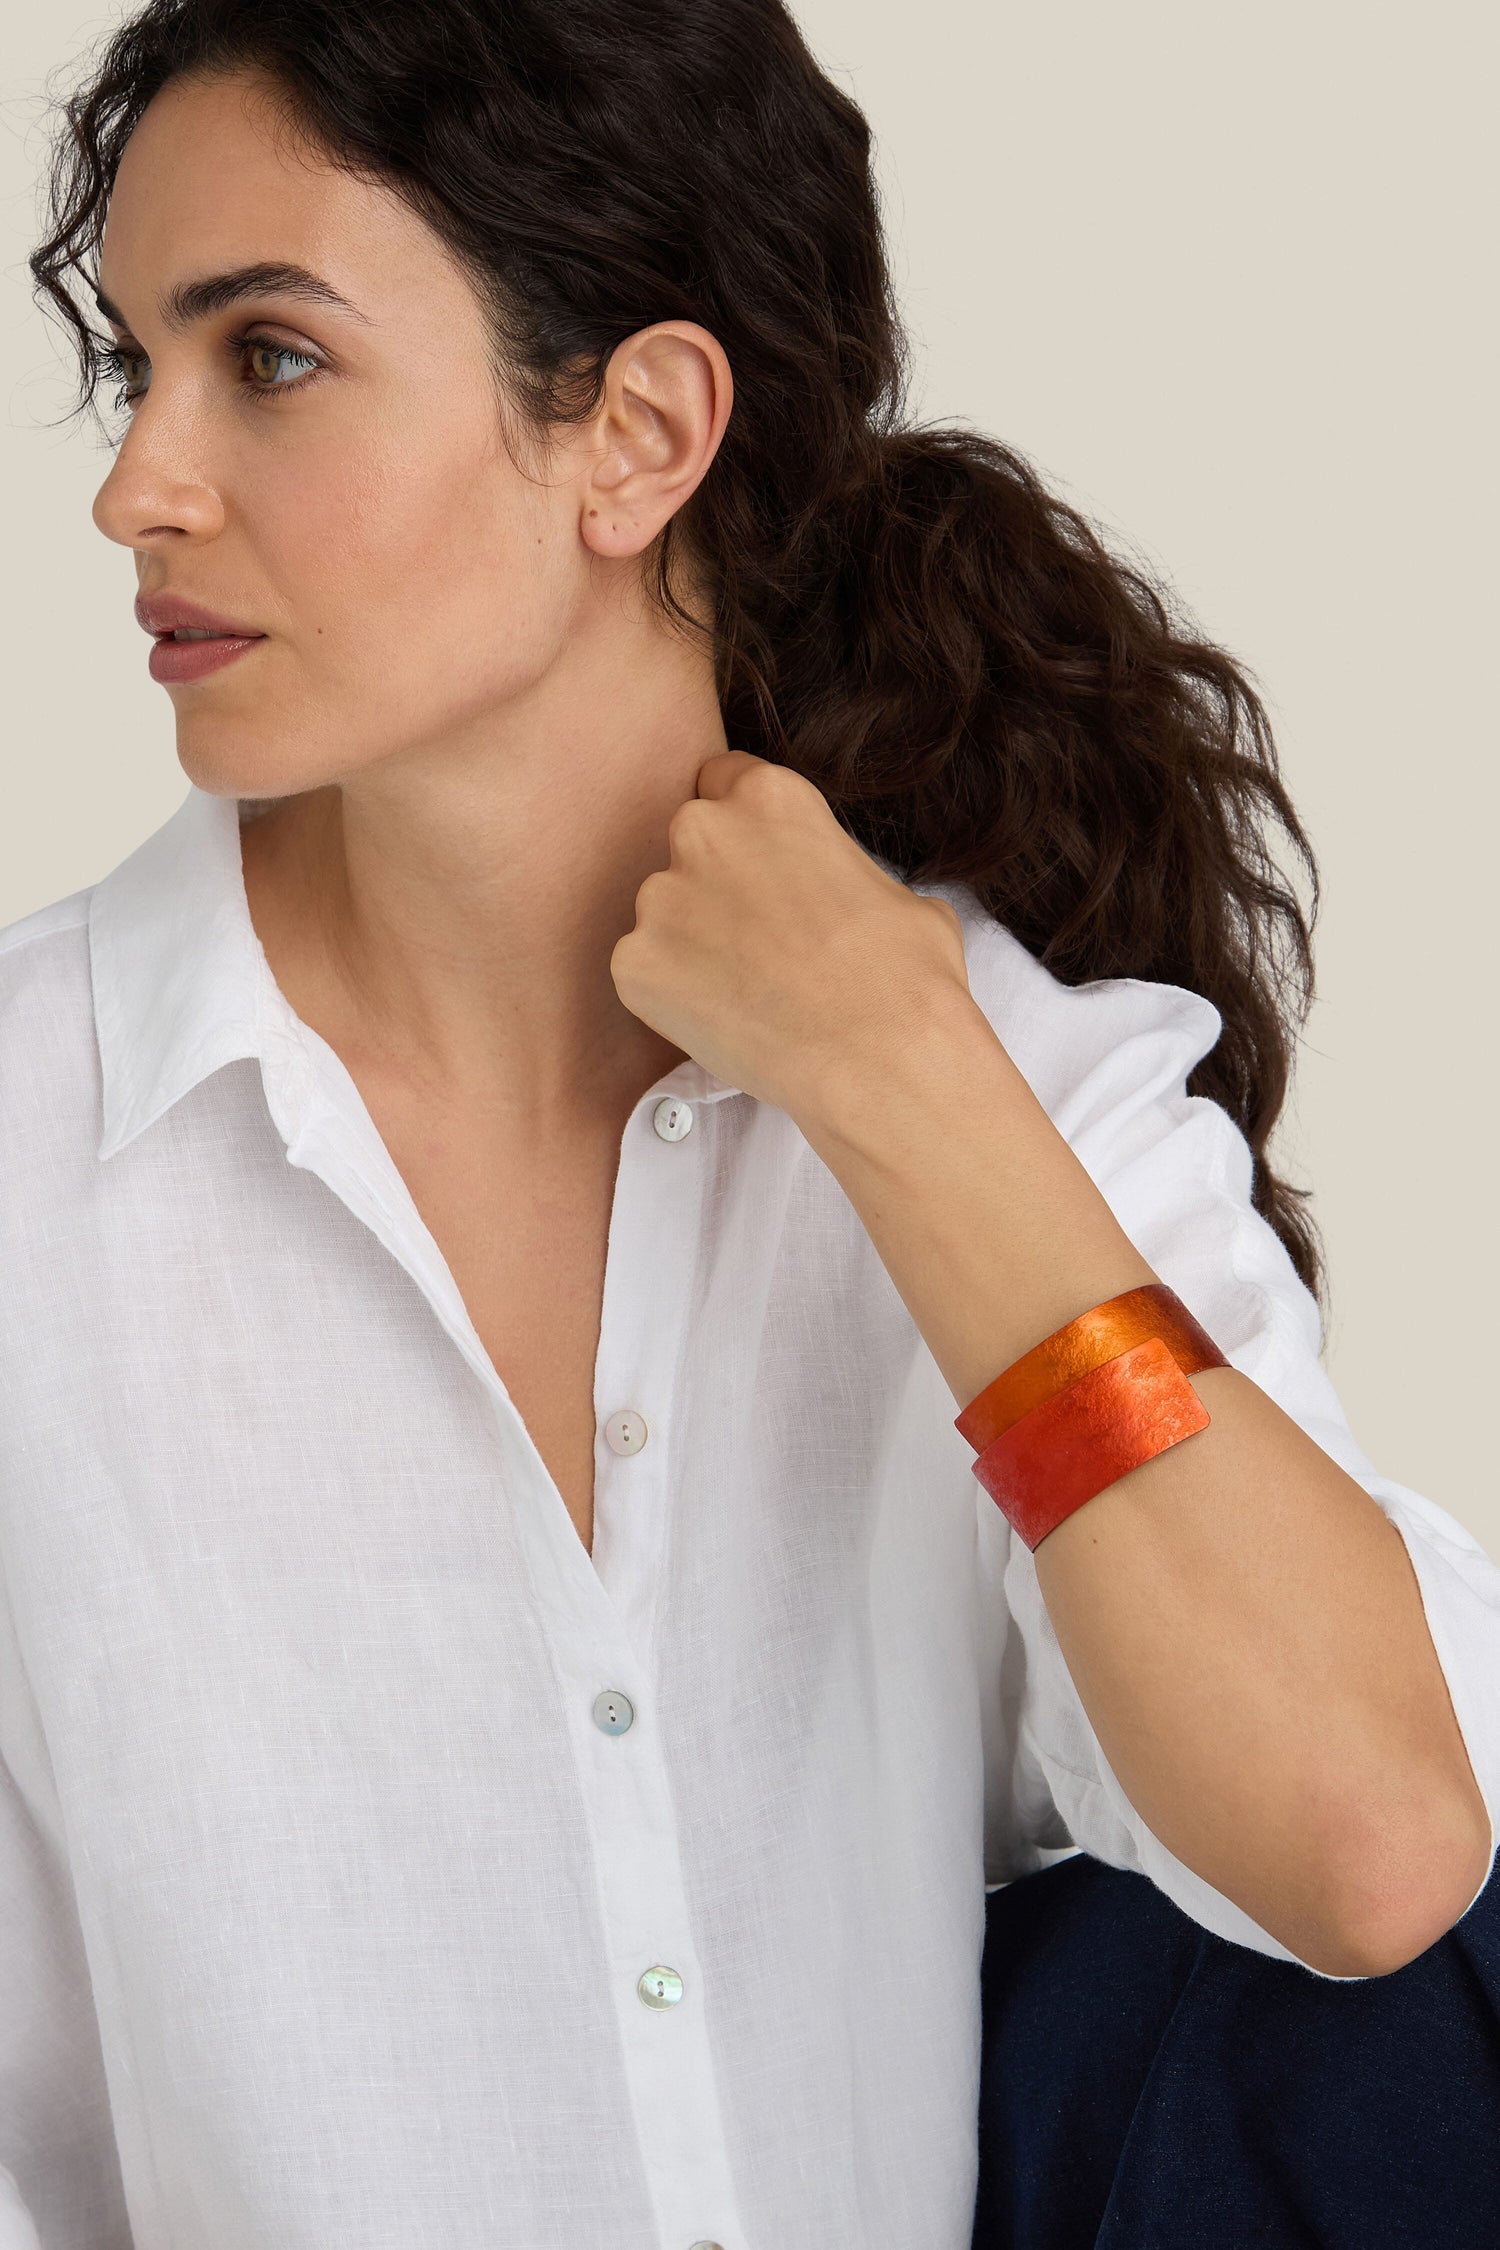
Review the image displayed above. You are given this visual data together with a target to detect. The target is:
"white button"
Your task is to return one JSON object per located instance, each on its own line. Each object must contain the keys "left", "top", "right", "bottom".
{"left": 592, "top": 1689, "right": 635, "bottom": 1735}
{"left": 637, "top": 1964, "right": 684, "bottom": 2009}
{"left": 688, "top": 2242, "right": 725, "bottom": 2249}
{"left": 652, "top": 1096, "right": 694, "bottom": 1141}
{"left": 604, "top": 1409, "right": 648, "bottom": 1456}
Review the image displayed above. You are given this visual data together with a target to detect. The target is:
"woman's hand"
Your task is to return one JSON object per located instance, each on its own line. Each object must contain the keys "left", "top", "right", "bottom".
{"left": 609, "top": 749, "right": 973, "bottom": 1120}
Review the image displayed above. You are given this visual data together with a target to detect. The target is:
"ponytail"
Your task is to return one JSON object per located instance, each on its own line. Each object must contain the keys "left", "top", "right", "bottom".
{"left": 681, "top": 415, "right": 1324, "bottom": 1305}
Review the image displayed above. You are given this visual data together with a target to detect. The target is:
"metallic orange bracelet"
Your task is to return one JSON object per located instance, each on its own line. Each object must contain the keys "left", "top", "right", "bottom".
{"left": 954, "top": 1283, "right": 1231, "bottom": 1551}
{"left": 954, "top": 1282, "right": 1229, "bottom": 1450}
{"left": 969, "top": 1336, "right": 1213, "bottom": 1549}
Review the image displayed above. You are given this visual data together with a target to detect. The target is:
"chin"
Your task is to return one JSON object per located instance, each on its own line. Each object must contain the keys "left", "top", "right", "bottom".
{"left": 172, "top": 726, "right": 335, "bottom": 809}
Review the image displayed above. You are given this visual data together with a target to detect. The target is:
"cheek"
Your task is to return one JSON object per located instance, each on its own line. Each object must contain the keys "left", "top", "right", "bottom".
{"left": 255, "top": 427, "right": 569, "bottom": 715}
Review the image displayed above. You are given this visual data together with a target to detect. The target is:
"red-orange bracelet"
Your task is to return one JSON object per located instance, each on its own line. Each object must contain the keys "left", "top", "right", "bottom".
{"left": 954, "top": 1283, "right": 1231, "bottom": 1550}
{"left": 955, "top": 1282, "right": 1228, "bottom": 1450}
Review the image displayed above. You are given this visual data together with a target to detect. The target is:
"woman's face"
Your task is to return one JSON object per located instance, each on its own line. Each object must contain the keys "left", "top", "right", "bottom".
{"left": 91, "top": 69, "right": 723, "bottom": 803}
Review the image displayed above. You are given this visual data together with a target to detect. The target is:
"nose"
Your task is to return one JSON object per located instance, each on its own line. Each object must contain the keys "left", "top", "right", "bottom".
{"left": 92, "top": 410, "right": 227, "bottom": 553}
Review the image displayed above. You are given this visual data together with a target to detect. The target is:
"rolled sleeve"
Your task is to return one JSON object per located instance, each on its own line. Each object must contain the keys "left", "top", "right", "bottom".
{"left": 979, "top": 958, "right": 1500, "bottom": 1980}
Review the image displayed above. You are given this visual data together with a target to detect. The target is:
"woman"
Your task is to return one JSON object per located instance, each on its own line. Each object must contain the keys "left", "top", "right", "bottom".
{"left": 5, "top": 2, "right": 1497, "bottom": 2246}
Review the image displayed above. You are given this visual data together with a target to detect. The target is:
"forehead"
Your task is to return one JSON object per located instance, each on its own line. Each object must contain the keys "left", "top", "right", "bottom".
{"left": 99, "top": 72, "right": 448, "bottom": 324}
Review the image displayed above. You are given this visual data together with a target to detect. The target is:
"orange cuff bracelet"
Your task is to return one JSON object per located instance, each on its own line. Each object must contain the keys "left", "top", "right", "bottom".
{"left": 954, "top": 1282, "right": 1230, "bottom": 1550}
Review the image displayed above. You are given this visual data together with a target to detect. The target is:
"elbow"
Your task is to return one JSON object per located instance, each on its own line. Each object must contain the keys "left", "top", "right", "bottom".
{"left": 1312, "top": 1785, "right": 1495, "bottom": 1981}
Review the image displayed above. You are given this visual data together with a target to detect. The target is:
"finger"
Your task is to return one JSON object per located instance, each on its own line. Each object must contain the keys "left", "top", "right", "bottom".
{"left": 694, "top": 748, "right": 765, "bottom": 798}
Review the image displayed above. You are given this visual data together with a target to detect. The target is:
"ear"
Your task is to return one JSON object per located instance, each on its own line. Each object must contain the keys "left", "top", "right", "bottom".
{"left": 576, "top": 321, "right": 734, "bottom": 561}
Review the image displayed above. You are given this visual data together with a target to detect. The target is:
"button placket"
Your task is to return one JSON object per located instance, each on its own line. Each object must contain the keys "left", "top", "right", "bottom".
{"left": 589, "top": 1094, "right": 703, "bottom": 1649}
{"left": 269, "top": 1009, "right": 743, "bottom": 2244}
{"left": 565, "top": 1087, "right": 745, "bottom": 2250}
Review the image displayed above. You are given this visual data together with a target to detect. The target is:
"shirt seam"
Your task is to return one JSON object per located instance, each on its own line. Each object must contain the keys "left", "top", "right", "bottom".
{"left": 0, "top": 902, "right": 92, "bottom": 959}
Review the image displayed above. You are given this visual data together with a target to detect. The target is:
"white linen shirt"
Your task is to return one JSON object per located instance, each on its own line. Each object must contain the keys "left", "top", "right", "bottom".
{"left": 2, "top": 781, "right": 1498, "bottom": 2250}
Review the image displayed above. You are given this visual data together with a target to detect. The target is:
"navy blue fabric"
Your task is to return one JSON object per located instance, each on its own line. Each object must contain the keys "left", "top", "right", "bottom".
{"left": 971, "top": 1851, "right": 1500, "bottom": 2248}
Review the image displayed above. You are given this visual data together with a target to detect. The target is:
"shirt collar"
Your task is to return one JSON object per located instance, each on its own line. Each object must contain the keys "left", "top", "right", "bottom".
{"left": 88, "top": 783, "right": 747, "bottom": 1166}
{"left": 90, "top": 784, "right": 279, "bottom": 1162}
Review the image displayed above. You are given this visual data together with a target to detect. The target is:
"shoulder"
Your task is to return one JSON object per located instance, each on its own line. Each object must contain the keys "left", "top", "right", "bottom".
{"left": 0, "top": 885, "right": 100, "bottom": 1138}
{"left": 0, "top": 883, "right": 93, "bottom": 957}
{"left": 927, "top": 876, "right": 1324, "bottom": 1369}
{"left": 0, "top": 883, "right": 95, "bottom": 1011}
{"left": 919, "top": 874, "right": 1224, "bottom": 1125}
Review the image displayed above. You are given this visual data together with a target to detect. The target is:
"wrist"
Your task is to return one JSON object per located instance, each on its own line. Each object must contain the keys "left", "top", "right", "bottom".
{"left": 789, "top": 987, "right": 1158, "bottom": 1407}
{"left": 789, "top": 985, "right": 1009, "bottom": 1167}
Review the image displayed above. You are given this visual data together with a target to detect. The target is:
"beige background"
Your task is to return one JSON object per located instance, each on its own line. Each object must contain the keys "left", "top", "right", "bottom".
{"left": 3, "top": 3, "right": 1495, "bottom": 1551}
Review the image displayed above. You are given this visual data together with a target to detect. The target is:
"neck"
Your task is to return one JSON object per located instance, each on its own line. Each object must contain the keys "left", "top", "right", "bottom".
{"left": 239, "top": 669, "right": 729, "bottom": 1133}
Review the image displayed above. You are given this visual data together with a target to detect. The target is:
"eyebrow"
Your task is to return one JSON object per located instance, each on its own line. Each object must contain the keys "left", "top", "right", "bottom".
{"left": 91, "top": 261, "right": 372, "bottom": 337}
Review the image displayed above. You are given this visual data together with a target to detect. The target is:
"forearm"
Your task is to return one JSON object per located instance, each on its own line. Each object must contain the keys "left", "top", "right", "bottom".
{"left": 793, "top": 990, "right": 1491, "bottom": 1976}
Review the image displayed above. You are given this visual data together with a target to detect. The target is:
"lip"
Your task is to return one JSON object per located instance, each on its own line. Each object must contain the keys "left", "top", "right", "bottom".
{"left": 136, "top": 591, "right": 268, "bottom": 686}
{"left": 136, "top": 592, "right": 264, "bottom": 638}
{"left": 148, "top": 632, "right": 266, "bottom": 685}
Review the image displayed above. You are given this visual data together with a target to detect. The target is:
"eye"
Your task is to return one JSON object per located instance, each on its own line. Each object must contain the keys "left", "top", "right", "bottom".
{"left": 96, "top": 342, "right": 150, "bottom": 414}
{"left": 89, "top": 328, "right": 326, "bottom": 420}
{"left": 241, "top": 339, "right": 321, "bottom": 393}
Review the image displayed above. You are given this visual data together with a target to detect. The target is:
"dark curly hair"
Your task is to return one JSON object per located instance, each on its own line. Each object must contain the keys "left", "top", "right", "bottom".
{"left": 28, "top": 0, "right": 1327, "bottom": 1310}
